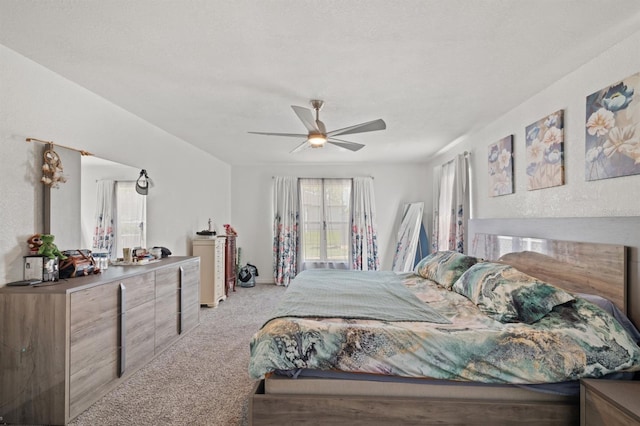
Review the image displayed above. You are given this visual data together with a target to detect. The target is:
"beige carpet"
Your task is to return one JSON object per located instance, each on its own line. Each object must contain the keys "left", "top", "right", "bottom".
{"left": 69, "top": 283, "right": 285, "bottom": 426}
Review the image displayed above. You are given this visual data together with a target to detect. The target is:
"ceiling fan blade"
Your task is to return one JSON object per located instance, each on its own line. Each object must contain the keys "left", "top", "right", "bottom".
{"left": 327, "top": 138, "right": 365, "bottom": 152}
{"left": 248, "top": 131, "right": 308, "bottom": 138}
{"left": 326, "top": 118, "right": 386, "bottom": 137}
{"left": 289, "top": 140, "right": 309, "bottom": 154}
{"left": 291, "top": 106, "right": 320, "bottom": 132}
{"left": 316, "top": 119, "right": 327, "bottom": 134}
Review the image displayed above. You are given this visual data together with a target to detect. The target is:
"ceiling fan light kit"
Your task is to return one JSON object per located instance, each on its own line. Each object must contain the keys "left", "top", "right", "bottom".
{"left": 308, "top": 134, "right": 327, "bottom": 148}
{"left": 248, "top": 100, "right": 386, "bottom": 154}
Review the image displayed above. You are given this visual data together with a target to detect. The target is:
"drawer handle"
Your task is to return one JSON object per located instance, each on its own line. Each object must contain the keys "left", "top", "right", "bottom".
{"left": 118, "top": 282, "right": 126, "bottom": 377}
{"left": 178, "top": 266, "right": 184, "bottom": 335}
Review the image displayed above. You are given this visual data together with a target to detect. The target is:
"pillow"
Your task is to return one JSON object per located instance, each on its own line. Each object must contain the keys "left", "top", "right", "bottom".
{"left": 452, "top": 262, "right": 575, "bottom": 324}
{"left": 414, "top": 251, "right": 479, "bottom": 289}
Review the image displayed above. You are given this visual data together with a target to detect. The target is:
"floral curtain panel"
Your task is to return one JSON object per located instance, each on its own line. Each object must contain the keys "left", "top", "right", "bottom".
{"left": 273, "top": 176, "right": 299, "bottom": 286}
{"left": 432, "top": 153, "right": 469, "bottom": 253}
{"left": 92, "top": 180, "right": 115, "bottom": 257}
{"left": 351, "top": 177, "right": 380, "bottom": 270}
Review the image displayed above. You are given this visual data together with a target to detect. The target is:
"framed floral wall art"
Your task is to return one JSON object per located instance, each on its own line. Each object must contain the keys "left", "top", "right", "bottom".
{"left": 525, "top": 110, "right": 564, "bottom": 190}
{"left": 585, "top": 71, "right": 640, "bottom": 181}
{"left": 488, "top": 135, "right": 514, "bottom": 196}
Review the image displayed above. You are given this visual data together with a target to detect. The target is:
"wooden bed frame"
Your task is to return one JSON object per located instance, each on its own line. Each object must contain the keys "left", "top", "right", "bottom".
{"left": 249, "top": 235, "right": 629, "bottom": 425}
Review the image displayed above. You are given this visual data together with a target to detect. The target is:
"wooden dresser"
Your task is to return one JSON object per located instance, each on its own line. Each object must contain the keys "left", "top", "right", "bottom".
{"left": 192, "top": 236, "right": 226, "bottom": 307}
{"left": 225, "top": 234, "right": 237, "bottom": 295}
{"left": 0, "top": 256, "right": 200, "bottom": 425}
{"left": 580, "top": 379, "right": 640, "bottom": 426}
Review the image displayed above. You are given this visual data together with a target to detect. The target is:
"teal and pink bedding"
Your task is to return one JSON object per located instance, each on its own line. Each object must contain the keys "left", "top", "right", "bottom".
{"left": 249, "top": 270, "right": 640, "bottom": 383}
{"left": 266, "top": 270, "right": 450, "bottom": 324}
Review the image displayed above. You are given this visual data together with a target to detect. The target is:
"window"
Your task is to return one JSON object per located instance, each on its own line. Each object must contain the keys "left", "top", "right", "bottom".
{"left": 115, "top": 181, "right": 146, "bottom": 258}
{"left": 299, "top": 178, "right": 351, "bottom": 269}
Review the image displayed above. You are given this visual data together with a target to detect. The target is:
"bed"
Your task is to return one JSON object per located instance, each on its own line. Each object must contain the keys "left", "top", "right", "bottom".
{"left": 248, "top": 234, "right": 640, "bottom": 425}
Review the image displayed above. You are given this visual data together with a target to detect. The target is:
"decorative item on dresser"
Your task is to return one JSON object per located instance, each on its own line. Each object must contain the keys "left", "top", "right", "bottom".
{"left": 193, "top": 236, "right": 226, "bottom": 307}
{"left": 25, "top": 137, "right": 93, "bottom": 188}
{"left": 225, "top": 234, "right": 237, "bottom": 295}
{"left": 0, "top": 257, "right": 200, "bottom": 426}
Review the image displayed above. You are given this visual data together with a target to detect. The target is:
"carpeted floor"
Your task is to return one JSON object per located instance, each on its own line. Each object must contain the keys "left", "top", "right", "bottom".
{"left": 69, "top": 283, "right": 285, "bottom": 426}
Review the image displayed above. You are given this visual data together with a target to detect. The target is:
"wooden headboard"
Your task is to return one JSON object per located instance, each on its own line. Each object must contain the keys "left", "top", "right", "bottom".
{"left": 471, "top": 233, "right": 627, "bottom": 314}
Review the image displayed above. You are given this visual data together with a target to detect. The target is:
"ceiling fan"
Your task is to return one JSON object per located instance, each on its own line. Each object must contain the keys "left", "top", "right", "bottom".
{"left": 248, "top": 100, "right": 386, "bottom": 153}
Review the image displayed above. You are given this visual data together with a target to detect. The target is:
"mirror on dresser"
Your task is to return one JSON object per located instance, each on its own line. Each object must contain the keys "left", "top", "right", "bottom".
{"left": 44, "top": 146, "right": 147, "bottom": 259}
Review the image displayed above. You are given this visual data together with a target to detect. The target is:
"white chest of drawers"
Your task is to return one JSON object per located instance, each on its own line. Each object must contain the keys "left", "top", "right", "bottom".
{"left": 193, "top": 236, "right": 226, "bottom": 307}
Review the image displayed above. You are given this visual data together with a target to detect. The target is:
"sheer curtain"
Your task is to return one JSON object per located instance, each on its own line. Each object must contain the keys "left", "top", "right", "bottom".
{"left": 92, "top": 180, "right": 115, "bottom": 257}
{"left": 351, "top": 177, "right": 380, "bottom": 270}
{"left": 299, "top": 178, "right": 322, "bottom": 271}
{"left": 273, "top": 176, "right": 299, "bottom": 286}
{"left": 432, "top": 153, "right": 470, "bottom": 253}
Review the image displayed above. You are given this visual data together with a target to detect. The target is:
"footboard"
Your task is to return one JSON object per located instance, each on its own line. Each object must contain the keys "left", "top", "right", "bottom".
{"left": 249, "top": 379, "right": 579, "bottom": 426}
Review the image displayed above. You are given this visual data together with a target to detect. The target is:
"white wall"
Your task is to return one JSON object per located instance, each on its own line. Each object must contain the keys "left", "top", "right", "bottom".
{"left": 0, "top": 44, "right": 231, "bottom": 284}
{"left": 231, "top": 163, "right": 429, "bottom": 281}
{"left": 231, "top": 13, "right": 640, "bottom": 288}
{"left": 423, "top": 28, "right": 640, "bottom": 223}
{"left": 420, "top": 29, "right": 640, "bottom": 326}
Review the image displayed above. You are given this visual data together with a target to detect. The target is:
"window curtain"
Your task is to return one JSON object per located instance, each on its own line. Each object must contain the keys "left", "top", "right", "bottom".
{"left": 273, "top": 176, "right": 299, "bottom": 286}
{"left": 351, "top": 177, "right": 380, "bottom": 270}
{"left": 432, "top": 153, "right": 470, "bottom": 253}
{"left": 92, "top": 180, "right": 115, "bottom": 257}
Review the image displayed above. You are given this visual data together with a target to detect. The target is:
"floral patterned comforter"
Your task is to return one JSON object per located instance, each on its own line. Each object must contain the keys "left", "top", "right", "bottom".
{"left": 249, "top": 273, "right": 640, "bottom": 383}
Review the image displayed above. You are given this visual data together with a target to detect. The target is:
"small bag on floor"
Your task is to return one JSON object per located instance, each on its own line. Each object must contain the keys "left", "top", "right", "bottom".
{"left": 238, "top": 263, "right": 258, "bottom": 288}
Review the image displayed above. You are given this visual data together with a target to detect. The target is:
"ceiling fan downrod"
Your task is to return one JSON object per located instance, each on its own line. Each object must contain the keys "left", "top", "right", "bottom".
{"left": 310, "top": 99, "right": 324, "bottom": 120}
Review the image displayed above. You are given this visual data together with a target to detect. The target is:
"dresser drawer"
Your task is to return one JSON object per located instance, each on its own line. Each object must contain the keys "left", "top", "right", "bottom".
{"left": 69, "top": 281, "right": 120, "bottom": 419}
{"left": 122, "top": 272, "right": 155, "bottom": 309}
{"left": 125, "top": 299, "right": 156, "bottom": 371}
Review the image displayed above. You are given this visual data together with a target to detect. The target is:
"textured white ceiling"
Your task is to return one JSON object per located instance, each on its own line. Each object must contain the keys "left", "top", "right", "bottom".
{"left": 2, "top": 1, "right": 640, "bottom": 165}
